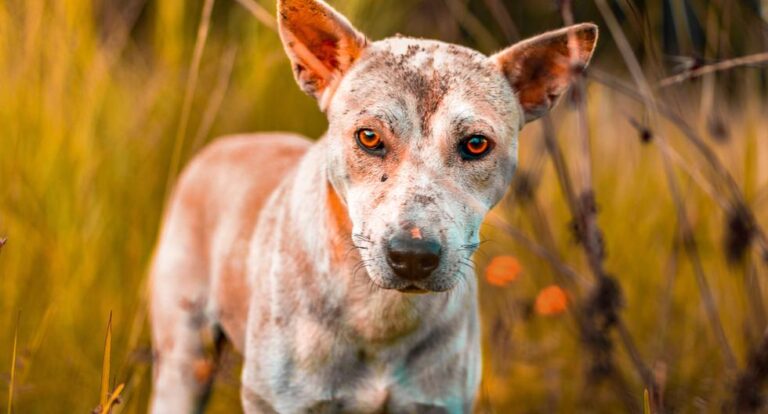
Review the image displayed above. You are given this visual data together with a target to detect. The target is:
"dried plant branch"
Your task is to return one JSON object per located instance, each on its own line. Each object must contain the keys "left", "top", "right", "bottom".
{"left": 548, "top": 3, "right": 662, "bottom": 407}
{"left": 745, "top": 260, "right": 767, "bottom": 337}
{"left": 540, "top": 117, "right": 579, "bottom": 216}
{"left": 658, "top": 52, "right": 768, "bottom": 88}
{"left": 7, "top": 313, "right": 19, "bottom": 414}
{"left": 592, "top": 1, "right": 741, "bottom": 377}
{"left": 680, "top": 222, "right": 738, "bottom": 369}
{"left": 480, "top": 0, "right": 519, "bottom": 43}
{"left": 485, "top": 212, "right": 584, "bottom": 285}
{"left": 100, "top": 383, "right": 125, "bottom": 414}
{"left": 654, "top": 239, "right": 681, "bottom": 360}
{"left": 590, "top": 69, "right": 768, "bottom": 263}
{"left": 616, "top": 318, "right": 658, "bottom": 399}
{"left": 165, "top": 0, "right": 216, "bottom": 199}
{"left": 191, "top": 45, "right": 239, "bottom": 152}
{"left": 99, "top": 313, "right": 113, "bottom": 412}
{"left": 541, "top": 111, "right": 659, "bottom": 407}
{"left": 488, "top": 210, "right": 639, "bottom": 411}
{"left": 609, "top": 77, "right": 742, "bottom": 371}
{"left": 729, "top": 330, "right": 768, "bottom": 412}
{"left": 443, "top": 0, "right": 501, "bottom": 52}
{"left": 233, "top": 0, "right": 277, "bottom": 31}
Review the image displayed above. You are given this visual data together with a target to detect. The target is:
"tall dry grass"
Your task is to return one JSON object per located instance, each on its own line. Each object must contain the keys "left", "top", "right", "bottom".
{"left": 1, "top": 0, "right": 767, "bottom": 412}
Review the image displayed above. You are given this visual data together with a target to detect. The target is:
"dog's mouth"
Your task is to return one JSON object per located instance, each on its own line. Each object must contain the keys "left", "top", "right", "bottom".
{"left": 397, "top": 285, "right": 429, "bottom": 294}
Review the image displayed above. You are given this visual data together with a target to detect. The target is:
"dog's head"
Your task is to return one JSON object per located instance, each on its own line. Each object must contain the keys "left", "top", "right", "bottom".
{"left": 278, "top": 0, "right": 597, "bottom": 293}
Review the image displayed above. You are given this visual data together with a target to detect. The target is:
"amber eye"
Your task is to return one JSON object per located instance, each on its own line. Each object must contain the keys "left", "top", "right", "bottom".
{"left": 356, "top": 128, "right": 384, "bottom": 153}
{"left": 459, "top": 135, "right": 492, "bottom": 160}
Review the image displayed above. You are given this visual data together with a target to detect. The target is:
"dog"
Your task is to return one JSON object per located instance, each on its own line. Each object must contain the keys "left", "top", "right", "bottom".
{"left": 148, "top": 0, "right": 597, "bottom": 412}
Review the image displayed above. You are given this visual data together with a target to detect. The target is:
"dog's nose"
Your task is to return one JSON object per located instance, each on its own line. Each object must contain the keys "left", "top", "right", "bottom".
{"left": 386, "top": 236, "right": 442, "bottom": 281}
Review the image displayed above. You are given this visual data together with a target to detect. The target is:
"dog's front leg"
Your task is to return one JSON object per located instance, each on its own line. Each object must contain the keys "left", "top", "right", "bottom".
{"left": 240, "top": 380, "right": 280, "bottom": 414}
{"left": 149, "top": 293, "right": 219, "bottom": 414}
{"left": 148, "top": 229, "right": 219, "bottom": 414}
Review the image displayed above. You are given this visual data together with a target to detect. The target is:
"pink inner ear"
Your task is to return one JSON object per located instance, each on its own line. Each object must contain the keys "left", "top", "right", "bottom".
{"left": 496, "top": 25, "right": 597, "bottom": 121}
{"left": 513, "top": 50, "right": 573, "bottom": 118}
{"left": 286, "top": 24, "right": 343, "bottom": 72}
{"left": 319, "top": 38, "right": 341, "bottom": 71}
{"left": 278, "top": 0, "right": 368, "bottom": 101}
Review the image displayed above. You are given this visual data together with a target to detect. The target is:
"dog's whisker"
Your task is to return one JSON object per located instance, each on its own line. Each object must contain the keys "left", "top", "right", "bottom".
{"left": 458, "top": 261, "right": 474, "bottom": 271}
{"left": 352, "top": 233, "right": 372, "bottom": 242}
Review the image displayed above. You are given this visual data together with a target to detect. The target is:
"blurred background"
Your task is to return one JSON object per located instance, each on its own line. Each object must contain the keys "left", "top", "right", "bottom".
{"left": 1, "top": 0, "right": 767, "bottom": 412}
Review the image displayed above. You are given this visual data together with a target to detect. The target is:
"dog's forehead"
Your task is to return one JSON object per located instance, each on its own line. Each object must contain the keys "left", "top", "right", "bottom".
{"left": 369, "top": 37, "right": 488, "bottom": 72}
{"left": 330, "top": 37, "right": 520, "bottom": 132}
{"left": 343, "top": 37, "right": 499, "bottom": 97}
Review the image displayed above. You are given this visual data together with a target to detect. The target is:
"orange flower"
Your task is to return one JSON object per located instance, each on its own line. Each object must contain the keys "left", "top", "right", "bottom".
{"left": 485, "top": 256, "right": 522, "bottom": 287}
{"left": 535, "top": 285, "right": 568, "bottom": 316}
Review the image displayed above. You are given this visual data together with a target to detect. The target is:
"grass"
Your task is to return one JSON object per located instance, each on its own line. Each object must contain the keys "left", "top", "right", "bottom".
{"left": 1, "top": 0, "right": 767, "bottom": 412}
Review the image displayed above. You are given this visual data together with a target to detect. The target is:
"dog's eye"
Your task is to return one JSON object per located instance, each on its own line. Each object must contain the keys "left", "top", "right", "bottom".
{"left": 356, "top": 128, "right": 384, "bottom": 153}
{"left": 459, "top": 135, "right": 493, "bottom": 160}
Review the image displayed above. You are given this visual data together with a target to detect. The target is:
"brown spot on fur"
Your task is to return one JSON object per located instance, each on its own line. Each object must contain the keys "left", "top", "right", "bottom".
{"left": 327, "top": 183, "right": 353, "bottom": 245}
{"left": 413, "top": 194, "right": 435, "bottom": 206}
{"left": 193, "top": 357, "right": 215, "bottom": 385}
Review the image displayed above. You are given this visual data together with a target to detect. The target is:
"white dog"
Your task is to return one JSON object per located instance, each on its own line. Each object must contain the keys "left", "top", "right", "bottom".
{"left": 148, "top": 1, "right": 597, "bottom": 412}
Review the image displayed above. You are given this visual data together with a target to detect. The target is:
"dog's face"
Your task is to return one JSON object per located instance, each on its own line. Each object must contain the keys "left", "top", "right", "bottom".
{"left": 325, "top": 40, "right": 520, "bottom": 292}
{"left": 278, "top": 0, "right": 597, "bottom": 292}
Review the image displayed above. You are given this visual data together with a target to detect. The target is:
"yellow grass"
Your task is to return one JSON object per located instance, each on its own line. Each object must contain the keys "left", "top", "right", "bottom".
{"left": 99, "top": 312, "right": 112, "bottom": 413}
{"left": 6, "top": 315, "right": 17, "bottom": 414}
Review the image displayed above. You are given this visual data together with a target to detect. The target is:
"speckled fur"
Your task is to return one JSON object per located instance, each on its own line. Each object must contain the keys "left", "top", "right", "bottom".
{"left": 148, "top": 1, "right": 597, "bottom": 412}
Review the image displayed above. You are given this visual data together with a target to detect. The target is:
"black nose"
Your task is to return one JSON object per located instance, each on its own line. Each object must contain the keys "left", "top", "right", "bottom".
{"left": 386, "top": 236, "right": 442, "bottom": 281}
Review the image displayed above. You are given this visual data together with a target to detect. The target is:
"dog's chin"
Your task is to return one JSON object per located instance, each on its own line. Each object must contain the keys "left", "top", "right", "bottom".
{"left": 396, "top": 285, "right": 430, "bottom": 294}
{"left": 368, "top": 274, "right": 458, "bottom": 294}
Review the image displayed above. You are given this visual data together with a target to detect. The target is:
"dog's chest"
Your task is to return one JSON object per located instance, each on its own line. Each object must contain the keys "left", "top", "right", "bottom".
{"left": 270, "top": 338, "right": 461, "bottom": 413}
{"left": 252, "top": 309, "right": 474, "bottom": 414}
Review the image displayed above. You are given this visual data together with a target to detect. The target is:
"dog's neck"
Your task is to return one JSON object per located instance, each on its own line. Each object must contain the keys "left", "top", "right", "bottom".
{"left": 282, "top": 136, "right": 462, "bottom": 344}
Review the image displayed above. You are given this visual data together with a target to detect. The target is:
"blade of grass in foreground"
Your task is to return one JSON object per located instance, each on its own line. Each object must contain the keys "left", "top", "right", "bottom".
{"left": 102, "top": 384, "right": 124, "bottom": 414}
{"left": 644, "top": 389, "right": 651, "bottom": 414}
{"left": 99, "top": 312, "right": 112, "bottom": 413}
{"left": 7, "top": 314, "right": 18, "bottom": 414}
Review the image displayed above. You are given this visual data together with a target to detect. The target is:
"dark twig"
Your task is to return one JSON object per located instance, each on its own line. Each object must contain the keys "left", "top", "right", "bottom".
{"left": 443, "top": 0, "right": 501, "bottom": 52}
{"left": 480, "top": 0, "right": 519, "bottom": 43}
{"left": 233, "top": 0, "right": 277, "bottom": 31}
{"left": 744, "top": 259, "right": 767, "bottom": 342}
{"left": 590, "top": 2, "right": 740, "bottom": 374}
{"left": 729, "top": 330, "right": 768, "bottom": 412}
{"left": 549, "top": 3, "right": 661, "bottom": 407}
{"left": 541, "top": 110, "right": 657, "bottom": 413}
{"left": 590, "top": 69, "right": 768, "bottom": 262}
{"left": 658, "top": 52, "right": 768, "bottom": 88}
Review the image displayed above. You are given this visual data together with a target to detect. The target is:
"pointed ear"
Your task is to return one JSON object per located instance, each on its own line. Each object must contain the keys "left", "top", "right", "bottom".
{"left": 277, "top": 0, "right": 368, "bottom": 107}
{"left": 491, "top": 23, "right": 598, "bottom": 123}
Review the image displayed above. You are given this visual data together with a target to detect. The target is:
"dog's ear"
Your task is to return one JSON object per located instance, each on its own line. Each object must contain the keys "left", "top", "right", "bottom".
{"left": 278, "top": 0, "right": 368, "bottom": 107}
{"left": 491, "top": 23, "right": 598, "bottom": 123}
